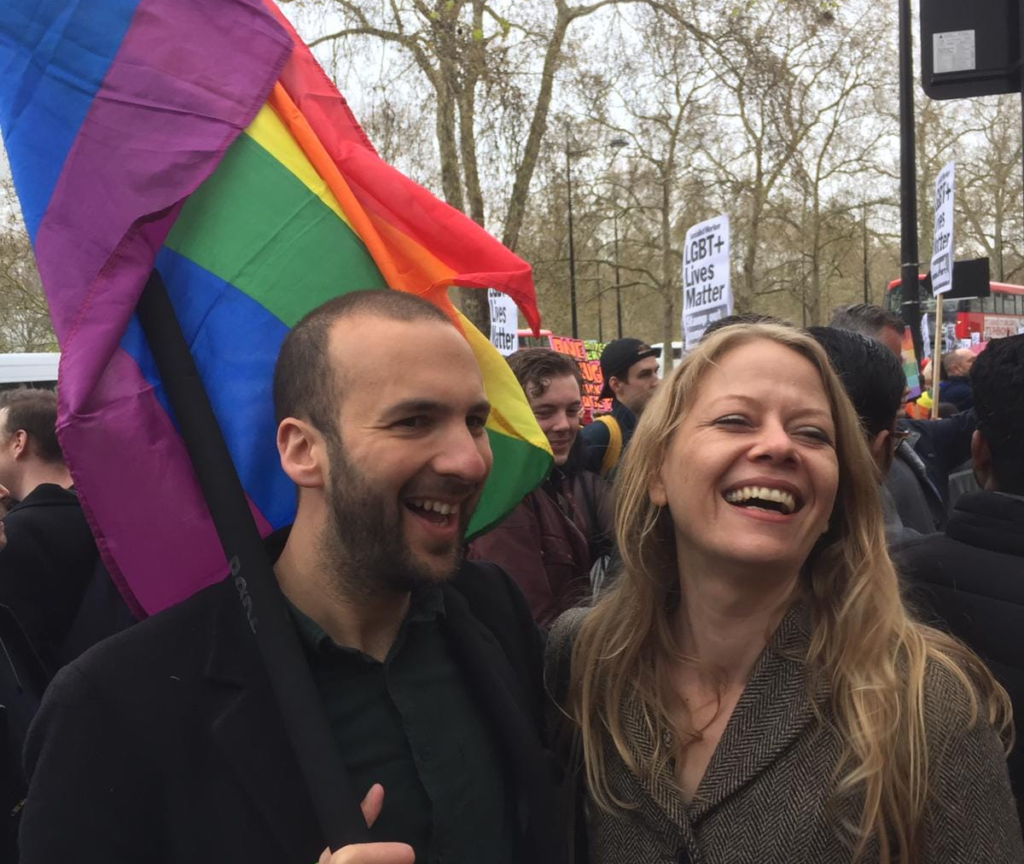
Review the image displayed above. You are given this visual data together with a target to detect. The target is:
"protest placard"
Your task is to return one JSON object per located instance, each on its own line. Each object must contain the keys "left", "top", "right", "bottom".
{"left": 681, "top": 215, "right": 733, "bottom": 348}
{"left": 488, "top": 288, "right": 519, "bottom": 356}
{"left": 547, "top": 335, "right": 612, "bottom": 416}
{"left": 930, "top": 162, "right": 955, "bottom": 297}
{"left": 929, "top": 161, "right": 955, "bottom": 417}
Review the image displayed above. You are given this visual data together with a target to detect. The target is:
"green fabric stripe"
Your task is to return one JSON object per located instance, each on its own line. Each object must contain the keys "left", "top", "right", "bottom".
{"left": 165, "top": 135, "right": 386, "bottom": 326}
{"left": 467, "top": 429, "right": 552, "bottom": 538}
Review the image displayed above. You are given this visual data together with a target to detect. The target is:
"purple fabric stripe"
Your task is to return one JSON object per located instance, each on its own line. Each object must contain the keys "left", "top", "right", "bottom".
{"left": 59, "top": 347, "right": 273, "bottom": 617}
{"left": 36, "top": 0, "right": 291, "bottom": 344}
{"left": 34, "top": 0, "right": 291, "bottom": 614}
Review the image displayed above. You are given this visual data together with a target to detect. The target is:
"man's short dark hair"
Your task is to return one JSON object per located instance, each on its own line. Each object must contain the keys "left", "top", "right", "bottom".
{"left": 828, "top": 303, "right": 906, "bottom": 339}
{"left": 970, "top": 334, "right": 1024, "bottom": 493}
{"left": 272, "top": 290, "right": 451, "bottom": 434}
{"left": 701, "top": 313, "right": 787, "bottom": 340}
{"left": 0, "top": 388, "right": 64, "bottom": 464}
{"left": 507, "top": 348, "right": 581, "bottom": 399}
{"left": 807, "top": 327, "right": 905, "bottom": 438}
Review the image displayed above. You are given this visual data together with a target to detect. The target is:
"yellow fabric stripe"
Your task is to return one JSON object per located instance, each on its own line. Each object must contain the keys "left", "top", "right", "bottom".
{"left": 456, "top": 310, "right": 552, "bottom": 455}
{"left": 242, "top": 104, "right": 354, "bottom": 231}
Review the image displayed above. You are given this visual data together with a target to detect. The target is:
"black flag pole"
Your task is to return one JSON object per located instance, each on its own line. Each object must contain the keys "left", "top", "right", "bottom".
{"left": 899, "top": 0, "right": 924, "bottom": 365}
{"left": 135, "top": 270, "right": 368, "bottom": 849}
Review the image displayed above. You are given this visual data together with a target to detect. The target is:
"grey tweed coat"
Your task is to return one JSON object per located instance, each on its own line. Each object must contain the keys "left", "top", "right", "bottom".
{"left": 546, "top": 606, "right": 1024, "bottom": 864}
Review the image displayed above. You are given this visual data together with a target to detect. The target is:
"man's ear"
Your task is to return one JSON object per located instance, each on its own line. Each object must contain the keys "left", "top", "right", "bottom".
{"left": 971, "top": 429, "right": 995, "bottom": 491}
{"left": 608, "top": 375, "right": 625, "bottom": 399}
{"left": 9, "top": 429, "right": 28, "bottom": 460}
{"left": 277, "top": 418, "right": 328, "bottom": 489}
{"left": 868, "top": 429, "right": 894, "bottom": 477}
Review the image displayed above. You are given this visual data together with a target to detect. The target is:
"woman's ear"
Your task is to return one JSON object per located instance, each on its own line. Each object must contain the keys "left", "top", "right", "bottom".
{"left": 649, "top": 470, "right": 668, "bottom": 507}
{"left": 277, "top": 417, "right": 327, "bottom": 489}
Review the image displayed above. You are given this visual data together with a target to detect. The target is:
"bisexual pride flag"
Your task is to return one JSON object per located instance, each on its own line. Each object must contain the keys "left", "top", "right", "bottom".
{"left": 0, "top": 0, "right": 551, "bottom": 617}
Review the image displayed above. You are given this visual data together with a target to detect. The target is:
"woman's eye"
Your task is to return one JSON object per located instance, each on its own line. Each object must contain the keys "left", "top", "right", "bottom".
{"left": 713, "top": 415, "right": 750, "bottom": 427}
{"left": 795, "top": 427, "right": 832, "bottom": 444}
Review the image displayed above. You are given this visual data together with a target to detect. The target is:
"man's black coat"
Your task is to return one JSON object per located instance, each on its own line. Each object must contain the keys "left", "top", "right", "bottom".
{"left": 0, "top": 484, "right": 98, "bottom": 670}
{"left": 19, "top": 561, "right": 564, "bottom": 864}
{"left": 894, "top": 491, "right": 1024, "bottom": 820}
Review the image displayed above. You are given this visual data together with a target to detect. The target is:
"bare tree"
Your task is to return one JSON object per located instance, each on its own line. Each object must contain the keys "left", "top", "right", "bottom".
{"left": 290, "top": 0, "right": 650, "bottom": 330}
{"left": 0, "top": 178, "right": 54, "bottom": 352}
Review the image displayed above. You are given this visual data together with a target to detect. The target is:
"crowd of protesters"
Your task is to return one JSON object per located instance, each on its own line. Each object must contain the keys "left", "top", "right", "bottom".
{"left": 1, "top": 291, "right": 1023, "bottom": 863}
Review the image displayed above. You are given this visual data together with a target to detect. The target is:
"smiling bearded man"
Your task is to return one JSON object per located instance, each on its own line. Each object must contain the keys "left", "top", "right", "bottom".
{"left": 19, "top": 290, "right": 563, "bottom": 864}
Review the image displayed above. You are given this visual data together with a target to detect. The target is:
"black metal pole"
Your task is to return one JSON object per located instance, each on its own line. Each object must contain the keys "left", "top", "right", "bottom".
{"left": 899, "top": 0, "right": 924, "bottom": 363}
{"left": 862, "top": 203, "right": 870, "bottom": 304}
{"left": 566, "top": 138, "right": 579, "bottom": 339}
{"left": 613, "top": 209, "right": 623, "bottom": 339}
{"left": 597, "top": 287, "right": 603, "bottom": 342}
{"left": 135, "top": 271, "right": 367, "bottom": 850}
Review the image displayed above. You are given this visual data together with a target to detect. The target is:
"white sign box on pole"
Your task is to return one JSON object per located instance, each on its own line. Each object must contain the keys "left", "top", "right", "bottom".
{"left": 930, "top": 161, "right": 955, "bottom": 296}
{"left": 487, "top": 288, "right": 519, "bottom": 356}
{"left": 681, "top": 214, "right": 733, "bottom": 349}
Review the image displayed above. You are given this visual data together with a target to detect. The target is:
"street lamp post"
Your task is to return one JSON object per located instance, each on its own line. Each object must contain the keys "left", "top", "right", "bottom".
{"left": 608, "top": 136, "right": 628, "bottom": 339}
{"left": 613, "top": 208, "right": 623, "bottom": 338}
{"left": 564, "top": 132, "right": 629, "bottom": 341}
{"left": 565, "top": 137, "right": 579, "bottom": 338}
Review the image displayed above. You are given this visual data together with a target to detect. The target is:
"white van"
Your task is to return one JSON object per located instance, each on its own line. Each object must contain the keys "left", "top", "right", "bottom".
{"left": 0, "top": 352, "right": 60, "bottom": 390}
{"left": 651, "top": 342, "right": 684, "bottom": 377}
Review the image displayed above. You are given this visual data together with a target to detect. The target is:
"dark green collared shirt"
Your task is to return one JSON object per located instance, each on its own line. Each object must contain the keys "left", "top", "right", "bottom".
{"left": 290, "top": 586, "right": 513, "bottom": 864}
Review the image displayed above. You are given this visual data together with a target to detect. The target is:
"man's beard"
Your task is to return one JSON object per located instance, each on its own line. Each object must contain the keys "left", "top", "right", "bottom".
{"left": 317, "top": 434, "right": 474, "bottom": 599}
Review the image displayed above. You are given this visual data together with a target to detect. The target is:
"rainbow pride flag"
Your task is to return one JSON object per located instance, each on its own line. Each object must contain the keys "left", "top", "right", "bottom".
{"left": 0, "top": 0, "right": 551, "bottom": 617}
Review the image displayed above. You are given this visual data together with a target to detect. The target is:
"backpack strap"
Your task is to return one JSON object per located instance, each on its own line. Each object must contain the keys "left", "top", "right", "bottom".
{"left": 593, "top": 415, "right": 622, "bottom": 478}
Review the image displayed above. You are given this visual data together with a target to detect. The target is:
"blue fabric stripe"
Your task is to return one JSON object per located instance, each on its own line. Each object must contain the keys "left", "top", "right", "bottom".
{"left": 0, "top": 0, "right": 140, "bottom": 240}
{"left": 120, "top": 248, "right": 295, "bottom": 530}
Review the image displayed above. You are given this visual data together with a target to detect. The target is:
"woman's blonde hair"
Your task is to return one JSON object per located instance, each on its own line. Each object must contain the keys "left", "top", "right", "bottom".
{"left": 568, "top": 323, "right": 1010, "bottom": 862}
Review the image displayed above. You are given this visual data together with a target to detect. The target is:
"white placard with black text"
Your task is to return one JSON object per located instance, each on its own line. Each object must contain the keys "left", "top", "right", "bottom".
{"left": 930, "top": 161, "right": 955, "bottom": 296}
{"left": 681, "top": 215, "right": 733, "bottom": 349}
{"left": 487, "top": 288, "right": 519, "bottom": 356}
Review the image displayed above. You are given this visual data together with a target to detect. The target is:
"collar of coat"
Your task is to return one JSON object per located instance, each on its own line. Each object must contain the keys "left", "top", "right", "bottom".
{"left": 618, "top": 603, "right": 825, "bottom": 832}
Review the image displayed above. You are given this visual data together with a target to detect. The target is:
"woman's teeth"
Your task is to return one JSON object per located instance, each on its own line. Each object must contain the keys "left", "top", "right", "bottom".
{"left": 724, "top": 486, "right": 796, "bottom": 514}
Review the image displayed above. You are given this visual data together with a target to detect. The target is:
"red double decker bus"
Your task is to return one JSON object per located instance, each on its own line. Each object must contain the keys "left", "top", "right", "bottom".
{"left": 885, "top": 277, "right": 1024, "bottom": 342}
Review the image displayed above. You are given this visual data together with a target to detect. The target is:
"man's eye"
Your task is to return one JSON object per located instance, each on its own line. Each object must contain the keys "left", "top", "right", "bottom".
{"left": 467, "top": 415, "right": 488, "bottom": 434}
{"left": 395, "top": 416, "right": 429, "bottom": 429}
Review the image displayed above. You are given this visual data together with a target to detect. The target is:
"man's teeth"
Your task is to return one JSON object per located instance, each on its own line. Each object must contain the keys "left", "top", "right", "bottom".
{"left": 724, "top": 486, "right": 796, "bottom": 514}
{"left": 408, "top": 499, "right": 456, "bottom": 516}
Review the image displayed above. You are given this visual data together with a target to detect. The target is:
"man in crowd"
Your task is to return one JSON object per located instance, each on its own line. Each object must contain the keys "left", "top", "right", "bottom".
{"left": 0, "top": 389, "right": 98, "bottom": 671}
{"left": 827, "top": 302, "right": 973, "bottom": 531}
{"left": 808, "top": 327, "right": 917, "bottom": 545}
{"left": 468, "top": 348, "right": 612, "bottom": 626}
{"left": 940, "top": 347, "right": 976, "bottom": 412}
{"left": 829, "top": 303, "right": 907, "bottom": 358}
{"left": 19, "top": 291, "right": 561, "bottom": 864}
{"left": 581, "top": 337, "right": 660, "bottom": 476}
{"left": 894, "top": 333, "right": 1024, "bottom": 820}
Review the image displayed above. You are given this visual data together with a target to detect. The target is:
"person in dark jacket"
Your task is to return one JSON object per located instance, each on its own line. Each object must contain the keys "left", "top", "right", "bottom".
{"left": 19, "top": 291, "right": 563, "bottom": 864}
{"left": 580, "top": 338, "right": 661, "bottom": 477}
{"left": 806, "top": 327, "right": 918, "bottom": 546}
{"left": 469, "top": 348, "right": 612, "bottom": 626}
{"left": 894, "top": 333, "right": 1024, "bottom": 822}
{"left": 940, "top": 347, "right": 976, "bottom": 412}
{"left": 824, "top": 301, "right": 976, "bottom": 528}
{"left": 0, "top": 389, "right": 98, "bottom": 672}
